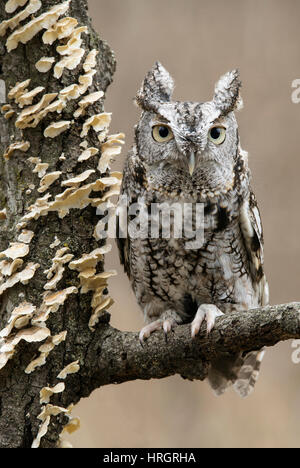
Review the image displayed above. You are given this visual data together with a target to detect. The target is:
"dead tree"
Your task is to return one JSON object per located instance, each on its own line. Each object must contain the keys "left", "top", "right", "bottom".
{"left": 0, "top": 0, "right": 299, "bottom": 448}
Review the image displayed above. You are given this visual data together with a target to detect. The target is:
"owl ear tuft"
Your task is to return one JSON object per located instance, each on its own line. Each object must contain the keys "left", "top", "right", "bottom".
{"left": 135, "top": 62, "right": 175, "bottom": 111}
{"left": 213, "top": 69, "right": 243, "bottom": 114}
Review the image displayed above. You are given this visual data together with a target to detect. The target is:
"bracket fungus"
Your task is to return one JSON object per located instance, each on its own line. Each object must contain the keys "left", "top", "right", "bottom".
{"left": 59, "top": 84, "right": 81, "bottom": 101}
{"left": 35, "top": 56, "right": 55, "bottom": 73}
{"left": 43, "top": 247, "right": 74, "bottom": 290}
{"left": 50, "top": 236, "right": 60, "bottom": 249}
{"left": 17, "top": 229, "right": 34, "bottom": 244}
{"left": 7, "top": 78, "right": 30, "bottom": 101}
{"left": 54, "top": 49, "right": 85, "bottom": 79}
{"left": 57, "top": 360, "right": 80, "bottom": 379}
{"left": 0, "top": 259, "right": 24, "bottom": 278}
{"left": 1, "top": 104, "right": 12, "bottom": 113}
{"left": 74, "top": 91, "right": 104, "bottom": 118}
{"left": 80, "top": 112, "right": 112, "bottom": 138}
{"left": 98, "top": 133, "right": 125, "bottom": 173}
{"left": 83, "top": 49, "right": 98, "bottom": 72}
{"left": 0, "top": 326, "right": 50, "bottom": 352}
{"left": 44, "top": 120, "right": 71, "bottom": 138}
{"left": 32, "top": 403, "right": 72, "bottom": 448}
{"left": 69, "top": 245, "right": 112, "bottom": 273}
{"left": 4, "top": 110, "right": 15, "bottom": 119}
{"left": 3, "top": 141, "right": 30, "bottom": 160}
{"left": 31, "top": 287, "right": 77, "bottom": 324}
{"left": 42, "top": 16, "right": 78, "bottom": 44}
{"left": 25, "top": 331, "right": 67, "bottom": 374}
{"left": 78, "top": 69, "right": 97, "bottom": 95}
{"left": 40, "top": 383, "right": 65, "bottom": 404}
{"left": 42, "top": 286, "right": 78, "bottom": 311}
{"left": 61, "top": 169, "right": 95, "bottom": 187}
{"left": 5, "top": 0, "right": 30, "bottom": 14}
{"left": 78, "top": 147, "right": 99, "bottom": 163}
{"left": 0, "top": 0, "right": 42, "bottom": 38}
{"left": 0, "top": 302, "right": 36, "bottom": 338}
{"left": 0, "top": 242, "right": 29, "bottom": 260}
{"left": 0, "top": 325, "right": 50, "bottom": 371}
{"left": 6, "top": 0, "right": 71, "bottom": 52}
{"left": 15, "top": 93, "right": 58, "bottom": 129}
{"left": 56, "top": 26, "right": 86, "bottom": 55}
{"left": 28, "top": 158, "right": 49, "bottom": 178}
{"left": 38, "top": 171, "right": 62, "bottom": 193}
{"left": 0, "top": 262, "right": 40, "bottom": 295}
{"left": 1, "top": 104, "right": 15, "bottom": 120}
{"left": 69, "top": 246, "right": 115, "bottom": 329}
{"left": 89, "top": 296, "right": 114, "bottom": 330}
{"left": 17, "top": 86, "right": 44, "bottom": 108}
{"left": 31, "top": 416, "right": 50, "bottom": 449}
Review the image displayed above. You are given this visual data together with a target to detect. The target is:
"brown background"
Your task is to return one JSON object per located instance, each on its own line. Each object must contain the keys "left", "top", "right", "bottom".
{"left": 69, "top": 0, "right": 300, "bottom": 448}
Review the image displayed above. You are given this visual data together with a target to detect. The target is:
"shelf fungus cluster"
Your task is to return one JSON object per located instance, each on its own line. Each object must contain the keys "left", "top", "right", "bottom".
{"left": 16, "top": 171, "right": 122, "bottom": 227}
{"left": 0, "top": 235, "right": 43, "bottom": 370}
{"left": 1, "top": 1, "right": 105, "bottom": 140}
{"left": 25, "top": 330, "right": 67, "bottom": 374}
{"left": 4, "top": 1, "right": 71, "bottom": 53}
{"left": 32, "top": 402, "right": 74, "bottom": 449}
{"left": 32, "top": 361, "right": 80, "bottom": 448}
{"left": 43, "top": 247, "right": 74, "bottom": 290}
{"left": 0, "top": 239, "right": 40, "bottom": 297}
{"left": 69, "top": 245, "right": 116, "bottom": 330}
{"left": 1, "top": 103, "right": 15, "bottom": 119}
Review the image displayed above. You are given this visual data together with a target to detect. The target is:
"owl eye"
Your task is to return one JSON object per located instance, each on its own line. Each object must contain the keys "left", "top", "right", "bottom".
{"left": 152, "top": 125, "right": 174, "bottom": 143}
{"left": 208, "top": 126, "right": 226, "bottom": 145}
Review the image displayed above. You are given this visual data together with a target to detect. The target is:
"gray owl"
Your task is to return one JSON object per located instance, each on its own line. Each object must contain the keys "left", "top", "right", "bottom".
{"left": 117, "top": 62, "right": 269, "bottom": 397}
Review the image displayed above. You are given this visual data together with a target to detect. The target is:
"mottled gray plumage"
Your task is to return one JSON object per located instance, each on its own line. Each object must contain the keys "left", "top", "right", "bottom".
{"left": 117, "top": 62, "right": 269, "bottom": 397}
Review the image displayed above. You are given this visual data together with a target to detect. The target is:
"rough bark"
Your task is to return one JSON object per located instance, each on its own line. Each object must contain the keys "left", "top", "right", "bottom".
{"left": 0, "top": 0, "right": 299, "bottom": 450}
{"left": 0, "top": 0, "right": 116, "bottom": 449}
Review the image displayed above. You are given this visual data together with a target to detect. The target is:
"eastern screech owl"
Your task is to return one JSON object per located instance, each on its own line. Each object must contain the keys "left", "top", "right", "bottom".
{"left": 117, "top": 62, "right": 269, "bottom": 397}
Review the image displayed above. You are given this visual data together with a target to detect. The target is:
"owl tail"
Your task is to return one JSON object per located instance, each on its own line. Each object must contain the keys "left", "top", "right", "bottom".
{"left": 233, "top": 349, "right": 265, "bottom": 398}
{"left": 208, "top": 350, "right": 265, "bottom": 397}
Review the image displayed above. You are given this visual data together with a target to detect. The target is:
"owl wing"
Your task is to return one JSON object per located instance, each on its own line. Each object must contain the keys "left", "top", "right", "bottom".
{"left": 233, "top": 190, "right": 269, "bottom": 397}
{"left": 239, "top": 190, "right": 269, "bottom": 307}
{"left": 116, "top": 222, "right": 131, "bottom": 279}
{"left": 116, "top": 149, "right": 147, "bottom": 282}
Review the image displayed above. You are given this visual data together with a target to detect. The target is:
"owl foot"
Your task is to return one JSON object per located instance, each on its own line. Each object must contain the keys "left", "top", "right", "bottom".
{"left": 139, "top": 317, "right": 177, "bottom": 344}
{"left": 191, "top": 304, "right": 224, "bottom": 338}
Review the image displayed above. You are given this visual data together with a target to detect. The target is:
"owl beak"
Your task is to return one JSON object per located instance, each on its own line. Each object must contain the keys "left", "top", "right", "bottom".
{"left": 188, "top": 152, "right": 196, "bottom": 176}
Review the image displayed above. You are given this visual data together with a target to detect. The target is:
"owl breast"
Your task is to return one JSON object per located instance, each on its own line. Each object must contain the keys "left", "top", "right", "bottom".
{"left": 127, "top": 196, "right": 257, "bottom": 324}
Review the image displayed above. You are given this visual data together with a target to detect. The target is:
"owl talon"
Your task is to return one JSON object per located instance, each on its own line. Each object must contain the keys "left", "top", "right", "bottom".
{"left": 191, "top": 304, "right": 224, "bottom": 338}
{"left": 139, "top": 317, "right": 177, "bottom": 344}
{"left": 163, "top": 318, "right": 177, "bottom": 342}
{"left": 139, "top": 319, "right": 163, "bottom": 344}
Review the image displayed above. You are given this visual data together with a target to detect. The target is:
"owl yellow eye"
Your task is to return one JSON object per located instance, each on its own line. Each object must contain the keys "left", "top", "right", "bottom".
{"left": 208, "top": 126, "right": 226, "bottom": 145}
{"left": 152, "top": 125, "right": 174, "bottom": 143}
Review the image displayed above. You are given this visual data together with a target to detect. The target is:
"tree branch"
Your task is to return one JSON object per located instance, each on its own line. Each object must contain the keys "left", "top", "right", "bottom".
{"left": 82, "top": 302, "right": 300, "bottom": 389}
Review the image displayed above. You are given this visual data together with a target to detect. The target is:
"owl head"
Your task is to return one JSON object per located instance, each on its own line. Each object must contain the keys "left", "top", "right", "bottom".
{"left": 134, "top": 62, "right": 243, "bottom": 180}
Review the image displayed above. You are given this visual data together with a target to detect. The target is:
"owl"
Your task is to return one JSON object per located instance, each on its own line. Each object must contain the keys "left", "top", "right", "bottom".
{"left": 117, "top": 62, "right": 269, "bottom": 397}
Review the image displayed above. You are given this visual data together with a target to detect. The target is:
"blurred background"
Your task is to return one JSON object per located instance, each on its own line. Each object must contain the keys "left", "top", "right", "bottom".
{"left": 69, "top": 0, "right": 300, "bottom": 448}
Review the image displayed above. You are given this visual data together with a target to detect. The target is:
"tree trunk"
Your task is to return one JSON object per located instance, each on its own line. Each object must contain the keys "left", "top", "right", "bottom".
{"left": 0, "top": 0, "right": 116, "bottom": 448}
